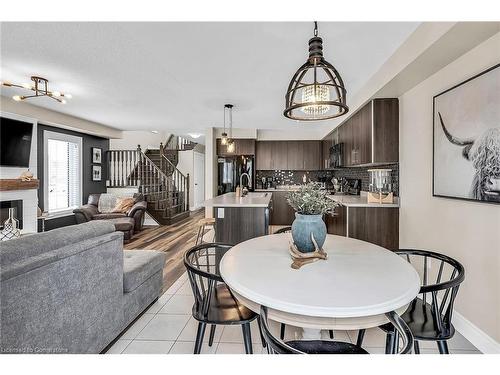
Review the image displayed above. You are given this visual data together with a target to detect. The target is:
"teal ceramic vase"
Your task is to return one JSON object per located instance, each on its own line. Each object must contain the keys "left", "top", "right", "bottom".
{"left": 291, "top": 213, "right": 327, "bottom": 253}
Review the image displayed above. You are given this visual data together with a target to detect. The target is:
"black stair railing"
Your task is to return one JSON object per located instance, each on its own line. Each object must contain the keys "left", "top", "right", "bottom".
{"left": 106, "top": 145, "right": 190, "bottom": 217}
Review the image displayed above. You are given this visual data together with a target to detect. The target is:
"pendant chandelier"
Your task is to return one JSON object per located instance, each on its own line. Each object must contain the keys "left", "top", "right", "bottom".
{"left": 221, "top": 104, "right": 229, "bottom": 145}
{"left": 1, "top": 76, "right": 72, "bottom": 104}
{"left": 224, "top": 104, "right": 235, "bottom": 153}
{"left": 284, "top": 22, "right": 348, "bottom": 121}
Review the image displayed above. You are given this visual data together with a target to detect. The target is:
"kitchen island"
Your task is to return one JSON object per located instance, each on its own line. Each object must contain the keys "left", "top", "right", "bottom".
{"left": 203, "top": 192, "right": 272, "bottom": 244}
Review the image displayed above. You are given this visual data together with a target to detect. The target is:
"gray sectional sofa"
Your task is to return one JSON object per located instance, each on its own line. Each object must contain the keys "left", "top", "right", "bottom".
{"left": 0, "top": 221, "right": 166, "bottom": 354}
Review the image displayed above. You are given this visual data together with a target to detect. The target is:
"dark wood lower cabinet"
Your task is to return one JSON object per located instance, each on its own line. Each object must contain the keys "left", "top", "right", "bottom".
{"left": 326, "top": 205, "right": 399, "bottom": 250}
{"left": 269, "top": 191, "right": 296, "bottom": 225}
{"left": 325, "top": 205, "right": 347, "bottom": 236}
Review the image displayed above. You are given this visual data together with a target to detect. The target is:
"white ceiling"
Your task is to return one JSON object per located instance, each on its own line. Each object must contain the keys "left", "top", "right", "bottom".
{"left": 1, "top": 22, "right": 419, "bottom": 137}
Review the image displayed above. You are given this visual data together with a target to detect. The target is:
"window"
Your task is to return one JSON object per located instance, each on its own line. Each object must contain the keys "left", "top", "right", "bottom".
{"left": 43, "top": 130, "right": 82, "bottom": 215}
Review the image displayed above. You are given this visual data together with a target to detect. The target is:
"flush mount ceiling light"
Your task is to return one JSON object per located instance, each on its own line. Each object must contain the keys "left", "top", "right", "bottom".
{"left": 224, "top": 104, "right": 235, "bottom": 153}
{"left": 1, "top": 76, "right": 72, "bottom": 104}
{"left": 284, "top": 22, "right": 348, "bottom": 121}
{"left": 188, "top": 133, "right": 202, "bottom": 139}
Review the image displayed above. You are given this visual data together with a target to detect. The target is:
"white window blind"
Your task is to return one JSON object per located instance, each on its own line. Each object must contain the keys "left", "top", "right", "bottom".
{"left": 44, "top": 131, "right": 82, "bottom": 214}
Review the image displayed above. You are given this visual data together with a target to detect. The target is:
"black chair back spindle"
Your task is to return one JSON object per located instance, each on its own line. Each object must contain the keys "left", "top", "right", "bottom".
{"left": 259, "top": 306, "right": 413, "bottom": 354}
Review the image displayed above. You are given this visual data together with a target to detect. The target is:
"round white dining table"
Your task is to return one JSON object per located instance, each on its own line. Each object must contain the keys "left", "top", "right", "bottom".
{"left": 220, "top": 234, "right": 420, "bottom": 337}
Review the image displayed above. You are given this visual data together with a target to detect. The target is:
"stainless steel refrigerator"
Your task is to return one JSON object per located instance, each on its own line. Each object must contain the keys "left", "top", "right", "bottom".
{"left": 217, "top": 155, "right": 254, "bottom": 195}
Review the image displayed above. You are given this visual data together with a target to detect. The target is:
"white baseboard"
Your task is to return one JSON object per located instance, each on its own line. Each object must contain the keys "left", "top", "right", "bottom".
{"left": 453, "top": 310, "right": 500, "bottom": 354}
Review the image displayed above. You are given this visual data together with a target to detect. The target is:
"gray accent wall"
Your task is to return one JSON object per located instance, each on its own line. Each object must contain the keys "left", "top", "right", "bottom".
{"left": 37, "top": 124, "right": 109, "bottom": 229}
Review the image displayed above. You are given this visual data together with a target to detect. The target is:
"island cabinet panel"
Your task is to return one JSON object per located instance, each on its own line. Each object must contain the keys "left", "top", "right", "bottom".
{"left": 215, "top": 206, "right": 269, "bottom": 244}
{"left": 325, "top": 205, "right": 347, "bottom": 236}
{"left": 347, "top": 207, "right": 399, "bottom": 250}
{"left": 269, "top": 191, "right": 296, "bottom": 225}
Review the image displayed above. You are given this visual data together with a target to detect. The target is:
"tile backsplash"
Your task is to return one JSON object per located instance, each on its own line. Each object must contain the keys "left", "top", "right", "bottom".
{"left": 256, "top": 164, "right": 399, "bottom": 196}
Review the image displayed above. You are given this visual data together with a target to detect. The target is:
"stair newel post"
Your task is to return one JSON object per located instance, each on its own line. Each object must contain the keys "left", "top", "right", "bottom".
{"left": 137, "top": 145, "right": 142, "bottom": 193}
{"left": 159, "top": 142, "right": 164, "bottom": 173}
{"left": 186, "top": 173, "right": 190, "bottom": 211}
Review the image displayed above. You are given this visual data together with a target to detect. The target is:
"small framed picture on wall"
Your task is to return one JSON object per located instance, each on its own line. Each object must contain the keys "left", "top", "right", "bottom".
{"left": 92, "top": 165, "right": 102, "bottom": 181}
{"left": 92, "top": 147, "right": 102, "bottom": 164}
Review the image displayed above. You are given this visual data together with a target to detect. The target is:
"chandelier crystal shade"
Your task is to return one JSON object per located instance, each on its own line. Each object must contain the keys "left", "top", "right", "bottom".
{"left": 284, "top": 22, "right": 348, "bottom": 121}
{"left": 1, "top": 76, "right": 72, "bottom": 104}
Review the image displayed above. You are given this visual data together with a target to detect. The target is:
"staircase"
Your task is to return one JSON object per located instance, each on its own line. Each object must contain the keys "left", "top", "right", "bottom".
{"left": 106, "top": 136, "right": 196, "bottom": 225}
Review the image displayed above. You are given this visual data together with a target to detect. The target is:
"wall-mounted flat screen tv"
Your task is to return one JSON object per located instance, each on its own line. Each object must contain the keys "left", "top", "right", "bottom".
{"left": 0, "top": 117, "right": 34, "bottom": 168}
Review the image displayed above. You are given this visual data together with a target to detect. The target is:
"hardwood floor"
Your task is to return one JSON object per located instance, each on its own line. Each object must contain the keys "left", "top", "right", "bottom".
{"left": 124, "top": 209, "right": 207, "bottom": 292}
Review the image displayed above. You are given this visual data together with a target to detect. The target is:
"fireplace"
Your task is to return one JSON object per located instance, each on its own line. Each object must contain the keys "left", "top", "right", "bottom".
{"left": 0, "top": 200, "right": 23, "bottom": 230}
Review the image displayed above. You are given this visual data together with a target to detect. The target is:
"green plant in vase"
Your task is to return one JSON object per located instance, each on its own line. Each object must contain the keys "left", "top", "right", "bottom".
{"left": 286, "top": 182, "right": 338, "bottom": 252}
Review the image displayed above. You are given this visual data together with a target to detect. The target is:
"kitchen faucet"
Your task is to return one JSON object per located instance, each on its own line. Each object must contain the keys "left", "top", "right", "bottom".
{"left": 240, "top": 173, "right": 250, "bottom": 197}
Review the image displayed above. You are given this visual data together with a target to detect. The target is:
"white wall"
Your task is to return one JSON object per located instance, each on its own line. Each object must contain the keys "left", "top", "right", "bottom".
{"left": 109, "top": 131, "right": 170, "bottom": 151}
{"left": 0, "top": 96, "right": 121, "bottom": 139}
{"left": 177, "top": 148, "right": 206, "bottom": 211}
{"left": 399, "top": 32, "right": 500, "bottom": 349}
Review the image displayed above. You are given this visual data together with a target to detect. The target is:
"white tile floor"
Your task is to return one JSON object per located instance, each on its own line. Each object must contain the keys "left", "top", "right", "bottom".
{"left": 107, "top": 272, "right": 481, "bottom": 354}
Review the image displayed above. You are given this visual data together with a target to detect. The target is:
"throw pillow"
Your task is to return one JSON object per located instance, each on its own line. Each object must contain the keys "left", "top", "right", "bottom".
{"left": 98, "top": 193, "right": 118, "bottom": 213}
{"left": 112, "top": 197, "right": 135, "bottom": 213}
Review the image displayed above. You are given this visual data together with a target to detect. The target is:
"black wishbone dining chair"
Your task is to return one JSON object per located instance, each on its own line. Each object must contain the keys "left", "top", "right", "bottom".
{"left": 184, "top": 242, "right": 265, "bottom": 354}
{"left": 259, "top": 306, "right": 413, "bottom": 354}
{"left": 357, "top": 249, "right": 465, "bottom": 354}
{"left": 273, "top": 226, "right": 334, "bottom": 341}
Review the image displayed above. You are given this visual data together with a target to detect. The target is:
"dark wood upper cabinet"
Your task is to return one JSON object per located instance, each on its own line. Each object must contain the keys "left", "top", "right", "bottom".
{"left": 303, "top": 141, "right": 322, "bottom": 170}
{"left": 286, "top": 141, "right": 304, "bottom": 170}
{"left": 236, "top": 139, "right": 256, "bottom": 155}
{"left": 255, "top": 140, "right": 322, "bottom": 171}
{"left": 329, "top": 98, "right": 398, "bottom": 167}
{"left": 272, "top": 141, "right": 288, "bottom": 170}
{"left": 217, "top": 138, "right": 256, "bottom": 157}
{"left": 372, "top": 99, "right": 399, "bottom": 164}
{"left": 256, "top": 141, "right": 272, "bottom": 170}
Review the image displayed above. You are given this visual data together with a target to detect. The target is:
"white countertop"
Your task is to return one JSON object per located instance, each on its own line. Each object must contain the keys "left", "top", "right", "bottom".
{"left": 220, "top": 234, "right": 420, "bottom": 318}
{"left": 328, "top": 192, "right": 400, "bottom": 208}
{"left": 203, "top": 192, "right": 272, "bottom": 208}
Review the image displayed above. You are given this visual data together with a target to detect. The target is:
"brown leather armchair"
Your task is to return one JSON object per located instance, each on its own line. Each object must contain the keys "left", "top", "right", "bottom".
{"left": 74, "top": 193, "right": 147, "bottom": 241}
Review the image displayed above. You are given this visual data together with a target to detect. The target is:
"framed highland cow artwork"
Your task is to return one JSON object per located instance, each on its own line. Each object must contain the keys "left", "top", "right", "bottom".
{"left": 433, "top": 63, "right": 500, "bottom": 204}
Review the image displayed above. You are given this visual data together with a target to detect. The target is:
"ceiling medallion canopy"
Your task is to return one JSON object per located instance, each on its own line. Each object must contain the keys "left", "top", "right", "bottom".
{"left": 223, "top": 104, "right": 235, "bottom": 153}
{"left": 1, "top": 76, "right": 72, "bottom": 104}
{"left": 284, "top": 22, "right": 348, "bottom": 121}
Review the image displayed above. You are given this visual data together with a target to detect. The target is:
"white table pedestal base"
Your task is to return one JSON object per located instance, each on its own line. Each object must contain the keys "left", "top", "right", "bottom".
{"left": 301, "top": 328, "right": 322, "bottom": 340}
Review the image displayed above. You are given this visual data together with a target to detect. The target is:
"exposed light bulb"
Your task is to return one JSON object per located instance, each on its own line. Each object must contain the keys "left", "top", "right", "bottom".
{"left": 221, "top": 132, "right": 228, "bottom": 145}
{"left": 227, "top": 140, "right": 235, "bottom": 153}
{"left": 52, "top": 91, "right": 61, "bottom": 97}
{"left": 12, "top": 95, "right": 22, "bottom": 101}
{"left": 61, "top": 99, "right": 67, "bottom": 104}
{"left": 64, "top": 93, "right": 72, "bottom": 99}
